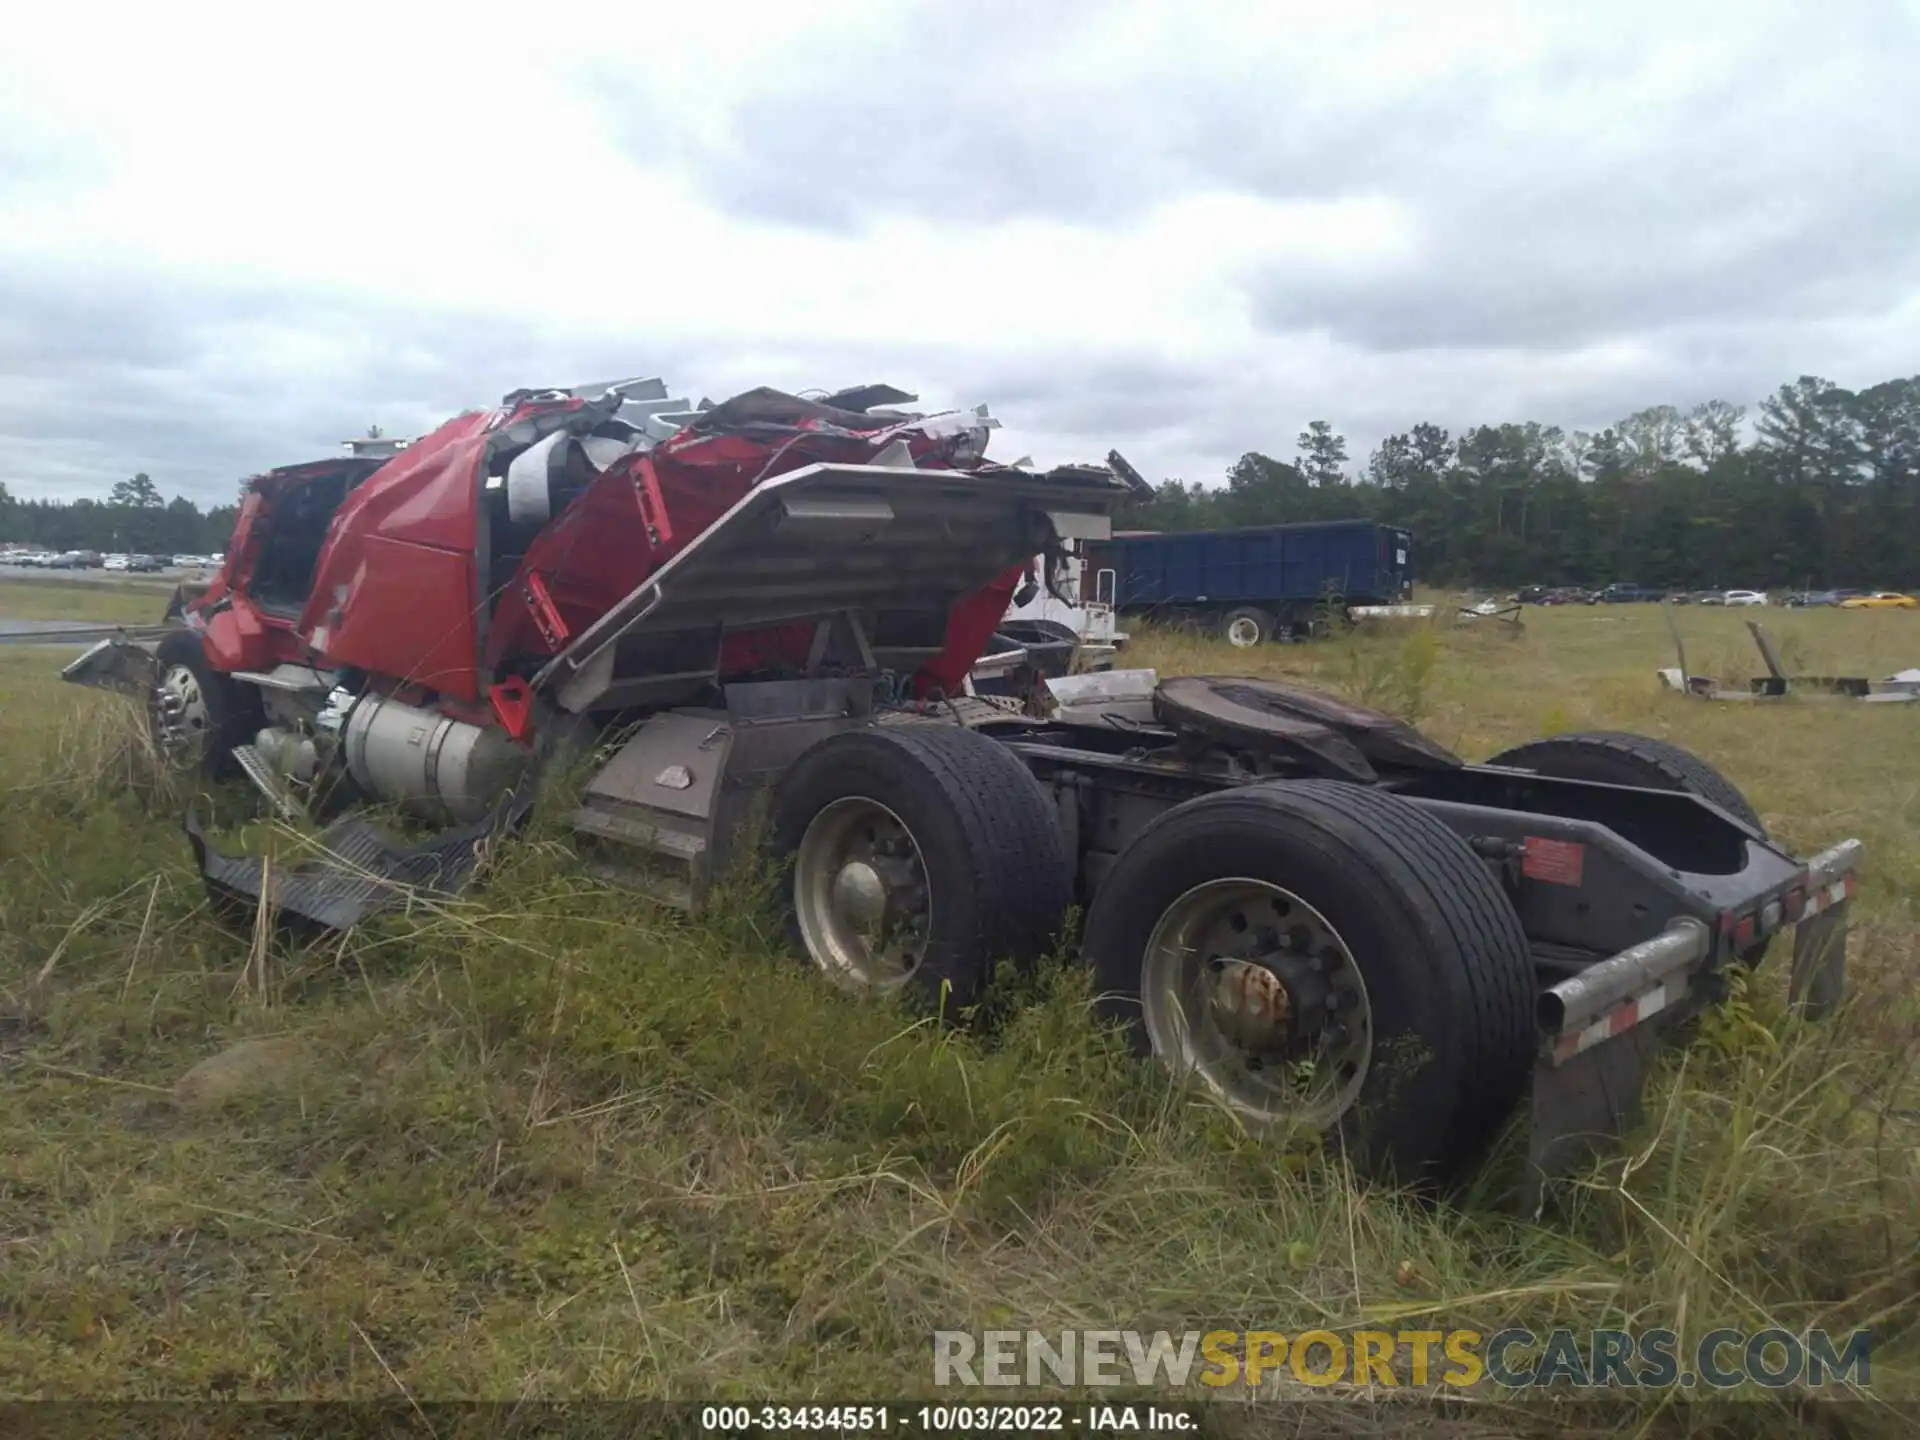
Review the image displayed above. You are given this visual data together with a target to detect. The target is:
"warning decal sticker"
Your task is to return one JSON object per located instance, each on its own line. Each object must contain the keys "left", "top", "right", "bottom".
{"left": 1522, "top": 836, "right": 1586, "bottom": 886}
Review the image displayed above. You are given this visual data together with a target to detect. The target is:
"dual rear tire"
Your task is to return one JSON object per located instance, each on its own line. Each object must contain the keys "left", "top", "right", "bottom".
{"left": 770, "top": 724, "right": 1536, "bottom": 1180}
{"left": 1081, "top": 781, "right": 1534, "bottom": 1181}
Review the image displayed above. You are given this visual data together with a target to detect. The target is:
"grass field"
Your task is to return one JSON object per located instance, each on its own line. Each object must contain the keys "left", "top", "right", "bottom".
{"left": 0, "top": 574, "right": 180, "bottom": 627}
{"left": 2, "top": 587, "right": 1916, "bottom": 1435}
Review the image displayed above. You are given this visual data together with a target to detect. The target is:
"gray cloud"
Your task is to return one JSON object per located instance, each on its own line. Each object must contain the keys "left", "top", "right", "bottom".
{"left": 1, "top": 248, "right": 1906, "bottom": 513}
{"left": 0, "top": 260, "right": 1156, "bottom": 505}
{"left": 588, "top": 2, "right": 1140, "bottom": 233}
{"left": 592, "top": 5, "right": 1915, "bottom": 233}
{"left": 3, "top": 2, "right": 1917, "bottom": 507}
{"left": 0, "top": 263, "right": 719, "bottom": 505}
{"left": 0, "top": 128, "right": 108, "bottom": 198}
{"left": 1244, "top": 30, "right": 1920, "bottom": 353}
{"left": 590, "top": 2, "right": 1920, "bottom": 358}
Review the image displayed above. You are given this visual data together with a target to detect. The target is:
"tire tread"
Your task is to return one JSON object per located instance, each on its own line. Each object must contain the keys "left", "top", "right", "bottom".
{"left": 876, "top": 725, "right": 1072, "bottom": 968}
{"left": 1274, "top": 781, "right": 1535, "bottom": 1160}
{"left": 1488, "top": 730, "right": 1765, "bottom": 834}
{"left": 1083, "top": 777, "right": 1535, "bottom": 1176}
{"left": 773, "top": 724, "right": 1071, "bottom": 1006}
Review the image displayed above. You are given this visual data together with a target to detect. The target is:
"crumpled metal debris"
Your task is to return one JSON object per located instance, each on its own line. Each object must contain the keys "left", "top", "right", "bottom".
{"left": 1658, "top": 613, "right": 1920, "bottom": 703}
{"left": 185, "top": 788, "right": 534, "bottom": 935}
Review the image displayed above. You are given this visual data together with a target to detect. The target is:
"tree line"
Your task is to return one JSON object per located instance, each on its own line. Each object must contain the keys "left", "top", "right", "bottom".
{"left": 4, "top": 371, "right": 1916, "bottom": 590}
{"left": 0, "top": 473, "right": 238, "bottom": 557}
{"left": 1124, "top": 373, "right": 1920, "bottom": 591}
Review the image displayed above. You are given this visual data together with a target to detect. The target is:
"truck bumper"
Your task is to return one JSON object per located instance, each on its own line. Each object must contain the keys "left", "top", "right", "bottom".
{"left": 1521, "top": 837, "right": 1863, "bottom": 1215}
{"left": 182, "top": 789, "right": 534, "bottom": 934}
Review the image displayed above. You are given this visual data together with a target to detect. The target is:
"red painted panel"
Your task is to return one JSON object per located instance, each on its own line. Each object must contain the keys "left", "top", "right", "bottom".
{"left": 201, "top": 597, "right": 277, "bottom": 673}
{"left": 918, "top": 564, "right": 1026, "bottom": 698}
{"left": 485, "top": 458, "right": 660, "bottom": 670}
{"left": 309, "top": 536, "right": 481, "bottom": 699}
{"left": 300, "top": 410, "right": 495, "bottom": 696}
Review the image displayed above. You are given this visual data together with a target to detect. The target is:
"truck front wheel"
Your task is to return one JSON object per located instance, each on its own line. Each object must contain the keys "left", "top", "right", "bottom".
{"left": 771, "top": 724, "right": 1073, "bottom": 1011}
{"left": 1082, "top": 780, "right": 1535, "bottom": 1181}
{"left": 150, "top": 629, "right": 260, "bottom": 778}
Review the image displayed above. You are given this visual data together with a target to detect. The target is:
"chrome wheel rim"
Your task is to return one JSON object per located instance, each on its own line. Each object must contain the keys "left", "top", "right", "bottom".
{"left": 1225, "top": 616, "right": 1262, "bottom": 648}
{"left": 152, "top": 663, "right": 210, "bottom": 757}
{"left": 793, "top": 797, "right": 932, "bottom": 989}
{"left": 1140, "top": 878, "right": 1372, "bottom": 1132}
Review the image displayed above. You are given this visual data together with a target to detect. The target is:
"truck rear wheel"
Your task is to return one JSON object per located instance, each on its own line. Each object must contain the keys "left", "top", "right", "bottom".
{"left": 1221, "top": 607, "right": 1273, "bottom": 648}
{"left": 1082, "top": 780, "right": 1534, "bottom": 1181}
{"left": 771, "top": 725, "right": 1073, "bottom": 1010}
{"left": 1484, "top": 730, "right": 1765, "bottom": 835}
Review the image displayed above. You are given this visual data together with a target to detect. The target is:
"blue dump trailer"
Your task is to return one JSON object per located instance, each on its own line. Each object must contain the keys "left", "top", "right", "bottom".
{"left": 1083, "top": 520, "right": 1414, "bottom": 647}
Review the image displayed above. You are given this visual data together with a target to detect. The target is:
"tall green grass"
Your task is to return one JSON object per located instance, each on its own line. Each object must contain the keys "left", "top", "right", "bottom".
{"left": 0, "top": 618, "right": 1915, "bottom": 1434}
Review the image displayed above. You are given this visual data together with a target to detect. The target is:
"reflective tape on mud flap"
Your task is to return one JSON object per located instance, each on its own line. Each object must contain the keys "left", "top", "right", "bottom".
{"left": 1801, "top": 871, "right": 1858, "bottom": 919}
{"left": 1789, "top": 837, "right": 1863, "bottom": 1021}
{"left": 1802, "top": 837, "right": 1864, "bottom": 903}
{"left": 1553, "top": 985, "right": 1671, "bottom": 1064}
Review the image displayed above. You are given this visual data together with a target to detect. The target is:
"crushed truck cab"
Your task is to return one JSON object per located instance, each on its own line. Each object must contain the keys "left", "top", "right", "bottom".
{"left": 63, "top": 375, "right": 1863, "bottom": 1210}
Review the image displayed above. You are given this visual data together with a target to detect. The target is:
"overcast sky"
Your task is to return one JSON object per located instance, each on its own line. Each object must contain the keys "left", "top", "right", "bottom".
{"left": 3, "top": 0, "right": 1916, "bottom": 506}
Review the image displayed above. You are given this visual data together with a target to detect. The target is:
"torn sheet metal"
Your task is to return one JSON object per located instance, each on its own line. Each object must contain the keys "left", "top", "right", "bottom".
{"left": 1456, "top": 600, "right": 1523, "bottom": 626}
{"left": 185, "top": 788, "right": 533, "bottom": 935}
{"left": 1351, "top": 604, "right": 1437, "bottom": 619}
{"left": 59, "top": 633, "right": 167, "bottom": 692}
{"left": 1045, "top": 667, "right": 1161, "bottom": 728}
{"left": 1659, "top": 614, "right": 1920, "bottom": 702}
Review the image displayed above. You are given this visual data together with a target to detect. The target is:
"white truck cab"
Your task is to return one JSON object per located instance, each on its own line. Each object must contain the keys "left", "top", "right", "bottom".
{"left": 1002, "top": 542, "right": 1127, "bottom": 653}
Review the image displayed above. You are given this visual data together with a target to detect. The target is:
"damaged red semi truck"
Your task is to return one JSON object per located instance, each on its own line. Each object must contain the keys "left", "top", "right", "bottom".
{"left": 65, "top": 376, "right": 1863, "bottom": 1210}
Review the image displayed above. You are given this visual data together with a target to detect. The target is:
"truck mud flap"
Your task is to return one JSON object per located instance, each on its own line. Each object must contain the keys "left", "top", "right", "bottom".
{"left": 183, "top": 789, "right": 535, "bottom": 936}
{"left": 1786, "top": 839, "right": 1860, "bottom": 1020}
{"left": 1522, "top": 919, "right": 1714, "bottom": 1217}
{"left": 1522, "top": 836, "right": 1861, "bottom": 1217}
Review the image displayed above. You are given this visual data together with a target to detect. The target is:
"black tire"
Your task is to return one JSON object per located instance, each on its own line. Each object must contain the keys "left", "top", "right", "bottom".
{"left": 152, "top": 629, "right": 260, "bottom": 778}
{"left": 770, "top": 725, "right": 1073, "bottom": 1011}
{"left": 1484, "top": 731, "right": 1766, "bottom": 836}
{"left": 1220, "top": 606, "right": 1273, "bottom": 649}
{"left": 1082, "top": 780, "right": 1534, "bottom": 1182}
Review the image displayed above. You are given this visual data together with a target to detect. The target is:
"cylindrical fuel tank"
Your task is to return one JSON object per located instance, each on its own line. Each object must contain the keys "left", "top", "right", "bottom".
{"left": 342, "top": 694, "right": 532, "bottom": 823}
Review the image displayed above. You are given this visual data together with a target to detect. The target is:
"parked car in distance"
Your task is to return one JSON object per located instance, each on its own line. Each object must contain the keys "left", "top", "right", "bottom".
{"left": 1723, "top": 589, "right": 1769, "bottom": 607}
{"left": 1839, "top": 591, "right": 1918, "bottom": 610}
{"left": 1596, "top": 582, "right": 1665, "bottom": 603}
{"left": 1783, "top": 590, "right": 1843, "bottom": 608}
